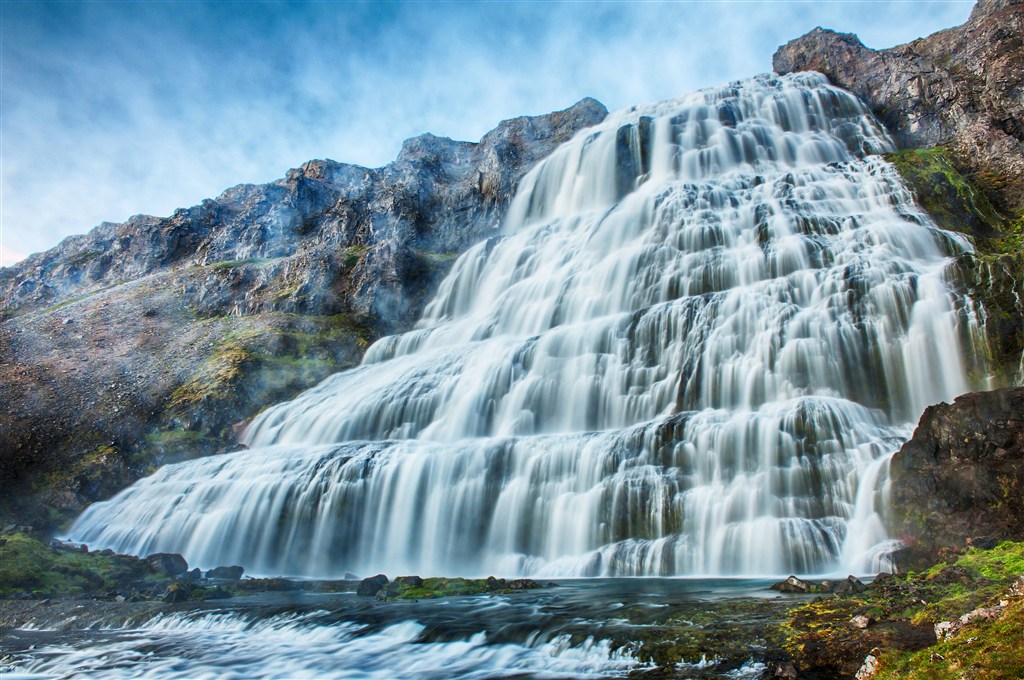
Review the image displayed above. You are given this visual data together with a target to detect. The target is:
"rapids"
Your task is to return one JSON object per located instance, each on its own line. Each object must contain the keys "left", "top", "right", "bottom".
{"left": 67, "top": 72, "right": 985, "bottom": 578}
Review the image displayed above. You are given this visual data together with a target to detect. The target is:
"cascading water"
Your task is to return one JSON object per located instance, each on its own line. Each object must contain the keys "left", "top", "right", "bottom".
{"left": 68, "top": 72, "right": 985, "bottom": 578}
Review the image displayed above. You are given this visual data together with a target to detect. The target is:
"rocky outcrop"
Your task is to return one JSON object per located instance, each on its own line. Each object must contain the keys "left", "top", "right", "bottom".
{"left": 0, "top": 98, "right": 607, "bottom": 527}
{"left": 774, "top": 0, "right": 1024, "bottom": 216}
{"left": 889, "top": 387, "right": 1024, "bottom": 554}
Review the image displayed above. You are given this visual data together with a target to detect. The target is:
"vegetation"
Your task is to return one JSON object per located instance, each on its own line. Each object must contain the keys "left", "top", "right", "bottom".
{"left": 0, "top": 532, "right": 168, "bottom": 597}
{"left": 781, "top": 542, "right": 1024, "bottom": 678}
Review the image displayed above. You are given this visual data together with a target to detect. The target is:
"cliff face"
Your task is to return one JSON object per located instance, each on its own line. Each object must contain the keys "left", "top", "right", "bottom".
{"left": 774, "top": 0, "right": 1024, "bottom": 216}
{"left": 0, "top": 98, "right": 607, "bottom": 527}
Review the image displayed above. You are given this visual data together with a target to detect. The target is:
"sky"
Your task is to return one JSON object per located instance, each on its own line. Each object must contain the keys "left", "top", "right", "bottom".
{"left": 0, "top": 0, "right": 975, "bottom": 267}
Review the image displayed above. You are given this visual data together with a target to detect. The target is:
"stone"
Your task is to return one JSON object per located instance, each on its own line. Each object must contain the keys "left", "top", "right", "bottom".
{"left": 357, "top": 574, "right": 389, "bottom": 597}
{"left": 394, "top": 575, "right": 423, "bottom": 588}
{"left": 162, "top": 580, "right": 192, "bottom": 603}
{"left": 205, "top": 565, "right": 244, "bottom": 580}
{"left": 770, "top": 575, "right": 825, "bottom": 593}
{"left": 855, "top": 649, "right": 881, "bottom": 680}
{"left": 850, "top": 614, "right": 873, "bottom": 629}
{"left": 146, "top": 552, "right": 188, "bottom": 576}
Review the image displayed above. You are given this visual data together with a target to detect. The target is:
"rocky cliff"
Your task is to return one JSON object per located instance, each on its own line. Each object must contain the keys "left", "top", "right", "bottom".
{"left": 774, "top": 0, "right": 1023, "bottom": 217}
{"left": 0, "top": 98, "right": 607, "bottom": 527}
{"left": 889, "top": 387, "right": 1024, "bottom": 562}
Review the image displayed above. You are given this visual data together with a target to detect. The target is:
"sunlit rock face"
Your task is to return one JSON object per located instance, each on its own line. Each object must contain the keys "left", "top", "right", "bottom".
{"left": 69, "top": 73, "right": 989, "bottom": 578}
{"left": 773, "top": 0, "right": 1024, "bottom": 216}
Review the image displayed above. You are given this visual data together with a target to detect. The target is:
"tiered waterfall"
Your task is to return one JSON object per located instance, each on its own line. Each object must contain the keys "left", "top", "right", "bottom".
{"left": 69, "top": 72, "right": 985, "bottom": 578}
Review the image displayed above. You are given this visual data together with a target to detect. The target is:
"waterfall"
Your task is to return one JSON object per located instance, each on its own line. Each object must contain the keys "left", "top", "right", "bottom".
{"left": 68, "top": 72, "right": 984, "bottom": 577}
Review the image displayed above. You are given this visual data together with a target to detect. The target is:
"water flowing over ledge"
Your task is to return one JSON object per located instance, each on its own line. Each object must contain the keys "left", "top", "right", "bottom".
{"left": 68, "top": 72, "right": 986, "bottom": 578}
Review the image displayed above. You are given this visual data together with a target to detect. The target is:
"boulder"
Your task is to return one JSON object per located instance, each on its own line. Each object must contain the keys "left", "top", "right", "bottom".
{"left": 146, "top": 552, "right": 188, "bottom": 576}
{"left": 205, "top": 565, "right": 244, "bottom": 580}
{"left": 162, "top": 580, "right": 192, "bottom": 602}
{"left": 357, "top": 573, "right": 389, "bottom": 597}
{"left": 889, "top": 387, "right": 1024, "bottom": 556}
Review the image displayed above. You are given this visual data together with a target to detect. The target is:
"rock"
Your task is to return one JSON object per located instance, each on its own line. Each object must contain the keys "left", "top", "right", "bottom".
{"left": 768, "top": 661, "right": 798, "bottom": 678}
{"left": 855, "top": 649, "right": 881, "bottom": 680}
{"left": 344, "top": 572, "right": 359, "bottom": 580}
{"left": 850, "top": 614, "right": 873, "bottom": 629}
{"left": 889, "top": 387, "right": 1024, "bottom": 553}
{"left": 770, "top": 575, "right": 826, "bottom": 593}
{"left": 201, "top": 586, "right": 232, "bottom": 600}
{"left": 833, "top": 575, "right": 867, "bottom": 595}
{"left": 145, "top": 552, "right": 188, "bottom": 577}
{"left": 161, "top": 580, "right": 192, "bottom": 602}
{"left": 186, "top": 567, "right": 202, "bottom": 580}
{"left": 205, "top": 565, "right": 244, "bottom": 580}
{"left": 394, "top": 575, "right": 423, "bottom": 588}
{"left": 357, "top": 574, "right": 389, "bottom": 597}
{"left": 773, "top": 0, "right": 1024, "bottom": 215}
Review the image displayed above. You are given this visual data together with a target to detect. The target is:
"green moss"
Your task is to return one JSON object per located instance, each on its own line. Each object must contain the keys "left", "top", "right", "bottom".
{"left": 783, "top": 542, "right": 1024, "bottom": 676}
{"left": 0, "top": 532, "right": 169, "bottom": 597}
{"left": 885, "top": 147, "right": 1004, "bottom": 237}
{"left": 342, "top": 245, "right": 367, "bottom": 268}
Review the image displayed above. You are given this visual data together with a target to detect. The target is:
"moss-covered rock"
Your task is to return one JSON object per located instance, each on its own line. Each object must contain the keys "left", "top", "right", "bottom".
{"left": 782, "top": 541, "right": 1024, "bottom": 679}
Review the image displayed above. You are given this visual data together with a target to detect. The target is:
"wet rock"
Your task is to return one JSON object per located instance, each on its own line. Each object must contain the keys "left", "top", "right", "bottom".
{"left": 186, "top": 567, "right": 202, "bottom": 580}
{"left": 200, "top": 586, "right": 232, "bottom": 600}
{"left": 768, "top": 661, "right": 798, "bottom": 678}
{"left": 161, "top": 580, "right": 192, "bottom": 603}
{"left": 146, "top": 552, "right": 188, "bottom": 577}
{"left": 834, "top": 575, "right": 867, "bottom": 595}
{"left": 357, "top": 574, "right": 389, "bottom": 597}
{"left": 205, "top": 565, "right": 244, "bottom": 580}
{"left": 770, "top": 575, "right": 827, "bottom": 594}
{"left": 394, "top": 575, "right": 422, "bottom": 588}
{"left": 344, "top": 572, "right": 359, "bottom": 580}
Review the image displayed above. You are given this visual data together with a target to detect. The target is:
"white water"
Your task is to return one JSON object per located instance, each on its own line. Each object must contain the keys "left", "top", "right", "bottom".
{"left": 68, "top": 72, "right": 984, "bottom": 578}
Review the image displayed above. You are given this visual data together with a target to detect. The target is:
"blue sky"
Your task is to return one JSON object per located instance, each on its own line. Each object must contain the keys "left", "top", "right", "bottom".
{"left": 0, "top": 0, "right": 974, "bottom": 267}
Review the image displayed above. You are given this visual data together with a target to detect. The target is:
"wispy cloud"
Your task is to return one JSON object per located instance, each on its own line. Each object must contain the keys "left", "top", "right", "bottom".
{"left": 0, "top": 1, "right": 973, "bottom": 265}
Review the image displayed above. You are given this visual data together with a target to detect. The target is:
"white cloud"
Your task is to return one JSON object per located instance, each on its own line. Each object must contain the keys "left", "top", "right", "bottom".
{"left": 0, "top": 1, "right": 974, "bottom": 263}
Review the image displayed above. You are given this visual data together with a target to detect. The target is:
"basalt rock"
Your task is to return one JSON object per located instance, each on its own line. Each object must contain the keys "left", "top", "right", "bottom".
{"left": 0, "top": 98, "right": 606, "bottom": 528}
{"left": 888, "top": 387, "right": 1024, "bottom": 555}
{"left": 774, "top": 0, "right": 1024, "bottom": 216}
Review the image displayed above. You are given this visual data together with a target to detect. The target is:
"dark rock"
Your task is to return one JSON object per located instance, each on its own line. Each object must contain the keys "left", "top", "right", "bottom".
{"left": 356, "top": 574, "right": 389, "bottom": 597}
{"left": 205, "top": 565, "right": 244, "bottom": 580}
{"left": 162, "top": 580, "right": 192, "bottom": 603}
{"left": 969, "top": 536, "right": 999, "bottom": 550}
{"left": 344, "top": 572, "right": 359, "bottom": 580}
{"left": 770, "top": 575, "right": 826, "bottom": 594}
{"left": 833, "top": 575, "right": 868, "bottom": 595}
{"left": 889, "top": 387, "right": 1024, "bottom": 552}
{"left": 186, "top": 567, "right": 202, "bottom": 580}
{"left": 145, "top": 552, "right": 188, "bottom": 577}
{"left": 394, "top": 575, "right": 423, "bottom": 588}
{"left": 200, "top": 586, "right": 232, "bottom": 600}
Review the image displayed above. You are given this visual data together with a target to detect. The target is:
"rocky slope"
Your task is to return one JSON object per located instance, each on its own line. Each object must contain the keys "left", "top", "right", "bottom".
{"left": 0, "top": 98, "right": 607, "bottom": 527}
